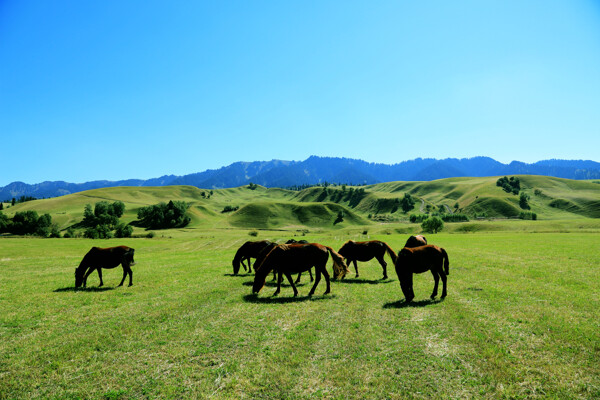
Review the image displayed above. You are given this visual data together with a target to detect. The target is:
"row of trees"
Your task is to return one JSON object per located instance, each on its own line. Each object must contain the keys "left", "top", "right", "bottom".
{"left": 0, "top": 210, "right": 59, "bottom": 237}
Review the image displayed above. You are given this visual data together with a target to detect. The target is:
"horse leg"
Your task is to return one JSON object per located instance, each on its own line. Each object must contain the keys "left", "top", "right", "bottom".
{"left": 284, "top": 273, "right": 299, "bottom": 297}
{"left": 118, "top": 265, "right": 127, "bottom": 287}
{"left": 271, "top": 269, "right": 277, "bottom": 281}
{"left": 353, "top": 260, "right": 359, "bottom": 278}
{"left": 309, "top": 267, "right": 313, "bottom": 282}
{"left": 440, "top": 271, "right": 447, "bottom": 299}
{"left": 97, "top": 268, "right": 104, "bottom": 287}
{"left": 376, "top": 255, "right": 388, "bottom": 279}
{"left": 294, "top": 272, "right": 302, "bottom": 284}
{"left": 83, "top": 267, "right": 96, "bottom": 287}
{"left": 128, "top": 265, "right": 133, "bottom": 286}
{"left": 273, "top": 271, "right": 283, "bottom": 296}
{"left": 308, "top": 267, "right": 322, "bottom": 297}
{"left": 430, "top": 270, "right": 440, "bottom": 299}
{"left": 321, "top": 267, "right": 331, "bottom": 295}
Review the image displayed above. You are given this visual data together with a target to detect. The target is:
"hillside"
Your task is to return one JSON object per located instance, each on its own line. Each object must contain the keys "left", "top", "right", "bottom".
{"left": 2, "top": 175, "right": 599, "bottom": 235}
{"left": 2, "top": 156, "right": 600, "bottom": 200}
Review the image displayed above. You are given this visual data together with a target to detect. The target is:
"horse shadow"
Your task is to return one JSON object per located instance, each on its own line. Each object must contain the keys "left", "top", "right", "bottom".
{"left": 224, "top": 273, "right": 254, "bottom": 278}
{"left": 241, "top": 280, "right": 309, "bottom": 288}
{"left": 337, "top": 278, "right": 395, "bottom": 285}
{"left": 383, "top": 298, "right": 444, "bottom": 309}
{"left": 53, "top": 286, "right": 115, "bottom": 293}
{"left": 242, "top": 293, "right": 334, "bottom": 304}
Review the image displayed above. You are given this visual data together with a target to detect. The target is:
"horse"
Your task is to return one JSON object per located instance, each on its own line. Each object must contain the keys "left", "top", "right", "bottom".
{"left": 285, "top": 239, "right": 312, "bottom": 282}
{"left": 394, "top": 245, "right": 449, "bottom": 302}
{"left": 75, "top": 246, "right": 136, "bottom": 288}
{"left": 337, "top": 240, "right": 397, "bottom": 279}
{"left": 232, "top": 240, "right": 273, "bottom": 274}
{"left": 252, "top": 243, "right": 349, "bottom": 297}
{"left": 404, "top": 235, "right": 427, "bottom": 248}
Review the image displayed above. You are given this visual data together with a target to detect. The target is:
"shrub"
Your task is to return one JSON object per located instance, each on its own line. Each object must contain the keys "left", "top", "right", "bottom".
{"left": 222, "top": 205, "right": 239, "bottom": 213}
{"left": 409, "top": 214, "right": 429, "bottom": 223}
{"left": 63, "top": 227, "right": 76, "bottom": 238}
{"left": 249, "top": 230, "right": 258, "bottom": 237}
{"left": 137, "top": 200, "right": 191, "bottom": 229}
{"left": 115, "top": 223, "right": 133, "bottom": 238}
{"left": 519, "top": 211, "right": 537, "bottom": 220}
{"left": 421, "top": 216, "right": 444, "bottom": 233}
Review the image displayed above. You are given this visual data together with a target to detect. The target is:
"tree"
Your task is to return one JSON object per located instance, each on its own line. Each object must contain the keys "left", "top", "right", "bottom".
{"left": 519, "top": 192, "right": 530, "bottom": 209}
{"left": 400, "top": 193, "right": 415, "bottom": 213}
{"left": 421, "top": 216, "right": 444, "bottom": 233}
{"left": 115, "top": 223, "right": 133, "bottom": 238}
{"left": 0, "top": 211, "right": 9, "bottom": 232}
{"left": 137, "top": 200, "right": 191, "bottom": 229}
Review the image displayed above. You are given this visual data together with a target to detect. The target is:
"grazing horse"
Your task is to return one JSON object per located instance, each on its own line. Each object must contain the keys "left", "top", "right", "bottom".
{"left": 286, "top": 239, "right": 312, "bottom": 283}
{"left": 232, "top": 240, "right": 273, "bottom": 274}
{"left": 394, "top": 245, "right": 449, "bottom": 302}
{"left": 404, "top": 235, "right": 427, "bottom": 248}
{"left": 337, "top": 240, "right": 397, "bottom": 279}
{"left": 75, "top": 246, "right": 136, "bottom": 288}
{"left": 252, "top": 243, "right": 349, "bottom": 297}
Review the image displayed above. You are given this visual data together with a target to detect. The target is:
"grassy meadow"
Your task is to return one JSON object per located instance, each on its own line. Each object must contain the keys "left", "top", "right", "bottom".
{"left": 1, "top": 176, "right": 600, "bottom": 398}
{"left": 1, "top": 230, "right": 599, "bottom": 399}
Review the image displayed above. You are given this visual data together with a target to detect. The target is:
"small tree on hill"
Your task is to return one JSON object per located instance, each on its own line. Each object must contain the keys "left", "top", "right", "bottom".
{"left": 421, "top": 216, "right": 444, "bottom": 233}
{"left": 400, "top": 193, "right": 415, "bottom": 213}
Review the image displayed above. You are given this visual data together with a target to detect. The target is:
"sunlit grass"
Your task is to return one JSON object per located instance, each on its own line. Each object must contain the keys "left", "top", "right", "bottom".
{"left": 1, "top": 231, "right": 599, "bottom": 399}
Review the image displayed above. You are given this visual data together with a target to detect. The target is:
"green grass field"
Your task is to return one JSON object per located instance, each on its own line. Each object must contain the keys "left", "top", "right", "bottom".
{"left": 1, "top": 229, "right": 599, "bottom": 399}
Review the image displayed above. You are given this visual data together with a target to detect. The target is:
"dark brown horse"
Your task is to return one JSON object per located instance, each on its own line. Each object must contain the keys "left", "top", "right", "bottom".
{"left": 252, "top": 243, "right": 349, "bottom": 297}
{"left": 404, "top": 235, "right": 427, "bottom": 248}
{"left": 232, "top": 240, "right": 273, "bottom": 274}
{"left": 337, "top": 240, "right": 397, "bottom": 279}
{"left": 394, "top": 245, "right": 449, "bottom": 302}
{"left": 75, "top": 246, "right": 136, "bottom": 288}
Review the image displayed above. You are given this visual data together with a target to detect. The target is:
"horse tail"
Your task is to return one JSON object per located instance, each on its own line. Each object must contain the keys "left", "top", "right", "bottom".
{"left": 325, "top": 246, "right": 350, "bottom": 279}
{"left": 441, "top": 248, "right": 449, "bottom": 275}
{"left": 383, "top": 242, "right": 397, "bottom": 264}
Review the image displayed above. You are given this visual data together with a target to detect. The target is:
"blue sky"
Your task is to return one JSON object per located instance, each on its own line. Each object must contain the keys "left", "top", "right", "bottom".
{"left": 1, "top": 1, "right": 599, "bottom": 186}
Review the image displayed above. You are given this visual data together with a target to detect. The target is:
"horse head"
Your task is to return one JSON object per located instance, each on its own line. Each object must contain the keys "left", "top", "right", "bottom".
{"left": 74, "top": 267, "right": 85, "bottom": 288}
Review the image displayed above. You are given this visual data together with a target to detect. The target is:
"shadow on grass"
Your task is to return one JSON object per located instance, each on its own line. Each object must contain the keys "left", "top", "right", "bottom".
{"left": 224, "top": 273, "right": 254, "bottom": 277}
{"left": 383, "top": 298, "right": 444, "bottom": 309}
{"left": 54, "top": 286, "right": 115, "bottom": 293}
{"left": 243, "top": 293, "right": 334, "bottom": 304}
{"left": 336, "top": 278, "right": 395, "bottom": 285}
{"left": 241, "top": 280, "right": 310, "bottom": 287}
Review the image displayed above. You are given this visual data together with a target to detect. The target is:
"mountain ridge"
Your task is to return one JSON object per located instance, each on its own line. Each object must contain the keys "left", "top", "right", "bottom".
{"left": 2, "top": 156, "right": 600, "bottom": 200}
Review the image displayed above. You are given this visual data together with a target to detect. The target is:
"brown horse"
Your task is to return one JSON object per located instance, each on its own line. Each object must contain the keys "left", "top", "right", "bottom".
{"left": 337, "top": 240, "right": 397, "bottom": 279}
{"left": 232, "top": 240, "right": 273, "bottom": 274}
{"left": 252, "top": 243, "right": 349, "bottom": 297}
{"left": 75, "top": 246, "right": 136, "bottom": 288}
{"left": 394, "top": 245, "right": 449, "bottom": 302}
{"left": 404, "top": 235, "right": 427, "bottom": 248}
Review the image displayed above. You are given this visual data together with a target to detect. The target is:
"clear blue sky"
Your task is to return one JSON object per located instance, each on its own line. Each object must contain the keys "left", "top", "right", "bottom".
{"left": 1, "top": 1, "right": 599, "bottom": 186}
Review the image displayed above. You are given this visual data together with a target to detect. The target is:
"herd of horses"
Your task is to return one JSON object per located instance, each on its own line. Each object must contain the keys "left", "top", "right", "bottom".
{"left": 72, "top": 235, "right": 449, "bottom": 303}
{"left": 233, "top": 235, "right": 449, "bottom": 302}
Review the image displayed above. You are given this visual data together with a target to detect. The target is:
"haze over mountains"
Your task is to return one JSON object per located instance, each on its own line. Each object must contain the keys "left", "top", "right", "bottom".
{"left": 2, "top": 156, "right": 600, "bottom": 200}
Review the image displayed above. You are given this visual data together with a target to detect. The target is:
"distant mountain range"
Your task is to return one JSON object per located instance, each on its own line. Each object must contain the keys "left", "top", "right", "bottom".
{"left": 2, "top": 156, "right": 600, "bottom": 200}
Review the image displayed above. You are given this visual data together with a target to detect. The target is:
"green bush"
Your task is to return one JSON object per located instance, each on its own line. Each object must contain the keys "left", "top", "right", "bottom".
{"left": 421, "top": 216, "right": 444, "bottom": 233}
{"left": 115, "top": 223, "right": 133, "bottom": 238}
{"left": 137, "top": 200, "right": 191, "bottom": 229}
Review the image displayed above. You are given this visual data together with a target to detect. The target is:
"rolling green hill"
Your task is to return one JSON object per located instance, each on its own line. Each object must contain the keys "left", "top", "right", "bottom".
{"left": 1, "top": 175, "right": 599, "bottom": 234}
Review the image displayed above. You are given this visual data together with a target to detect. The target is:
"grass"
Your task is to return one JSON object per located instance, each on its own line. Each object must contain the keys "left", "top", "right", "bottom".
{"left": 1, "top": 230, "right": 599, "bottom": 399}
